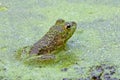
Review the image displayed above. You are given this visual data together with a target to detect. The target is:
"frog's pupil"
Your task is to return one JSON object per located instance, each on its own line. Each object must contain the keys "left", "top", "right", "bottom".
{"left": 66, "top": 24, "right": 71, "bottom": 29}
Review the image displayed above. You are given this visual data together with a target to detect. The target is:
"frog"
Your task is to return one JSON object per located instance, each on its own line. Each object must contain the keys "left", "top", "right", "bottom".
{"left": 16, "top": 19, "right": 77, "bottom": 61}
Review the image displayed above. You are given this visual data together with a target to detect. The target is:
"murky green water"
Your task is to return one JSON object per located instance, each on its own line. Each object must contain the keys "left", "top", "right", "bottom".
{"left": 0, "top": 0, "right": 120, "bottom": 80}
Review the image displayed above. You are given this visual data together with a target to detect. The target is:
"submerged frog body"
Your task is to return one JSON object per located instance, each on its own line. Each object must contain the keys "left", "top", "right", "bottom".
{"left": 17, "top": 19, "right": 77, "bottom": 60}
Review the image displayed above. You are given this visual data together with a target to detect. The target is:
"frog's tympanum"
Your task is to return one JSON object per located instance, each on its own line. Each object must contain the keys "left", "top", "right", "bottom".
{"left": 17, "top": 19, "right": 77, "bottom": 61}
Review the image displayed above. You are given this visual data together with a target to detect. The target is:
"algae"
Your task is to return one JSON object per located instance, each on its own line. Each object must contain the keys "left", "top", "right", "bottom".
{"left": 0, "top": 0, "right": 120, "bottom": 80}
{"left": 0, "top": 2, "right": 8, "bottom": 11}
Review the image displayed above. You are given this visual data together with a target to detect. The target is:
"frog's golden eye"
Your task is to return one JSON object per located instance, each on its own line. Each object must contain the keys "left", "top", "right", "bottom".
{"left": 65, "top": 23, "right": 71, "bottom": 29}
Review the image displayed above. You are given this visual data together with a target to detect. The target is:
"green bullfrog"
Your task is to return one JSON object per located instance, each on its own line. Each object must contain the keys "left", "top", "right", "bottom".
{"left": 17, "top": 19, "right": 77, "bottom": 61}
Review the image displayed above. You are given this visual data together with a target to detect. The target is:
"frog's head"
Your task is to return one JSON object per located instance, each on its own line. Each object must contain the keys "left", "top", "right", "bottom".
{"left": 52, "top": 19, "right": 77, "bottom": 42}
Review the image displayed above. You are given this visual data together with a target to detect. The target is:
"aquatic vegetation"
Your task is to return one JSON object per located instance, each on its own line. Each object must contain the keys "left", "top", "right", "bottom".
{"left": 0, "top": 6, "right": 7, "bottom": 11}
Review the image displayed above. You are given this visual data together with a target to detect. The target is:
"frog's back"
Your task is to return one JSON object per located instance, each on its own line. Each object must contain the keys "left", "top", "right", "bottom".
{"left": 29, "top": 27, "right": 64, "bottom": 55}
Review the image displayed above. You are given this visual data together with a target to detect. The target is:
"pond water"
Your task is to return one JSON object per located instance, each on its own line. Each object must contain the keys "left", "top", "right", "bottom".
{"left": 0, "top": 0, "right": 120, "bottom": 80}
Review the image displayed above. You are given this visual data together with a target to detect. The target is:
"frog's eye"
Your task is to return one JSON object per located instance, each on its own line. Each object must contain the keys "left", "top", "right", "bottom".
{"left": 55, "top": 19, "right": 65, "bottom": 25}
{"left": 65, "top": 23, "right": 71, "bottom": 29}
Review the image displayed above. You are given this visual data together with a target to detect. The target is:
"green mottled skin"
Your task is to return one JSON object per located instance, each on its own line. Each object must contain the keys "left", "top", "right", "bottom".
{"left": 17, "top": 19, "right": 77, "bottom": 60}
